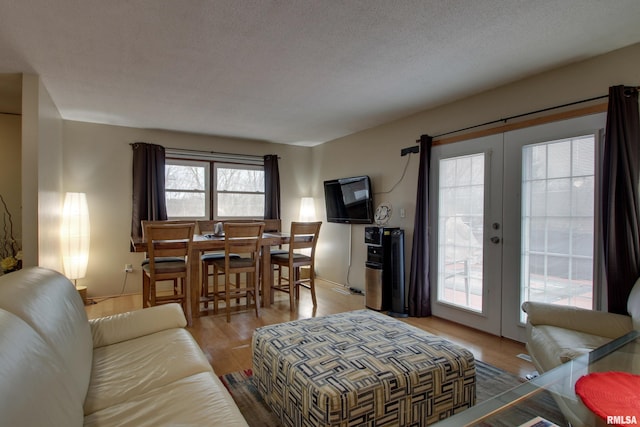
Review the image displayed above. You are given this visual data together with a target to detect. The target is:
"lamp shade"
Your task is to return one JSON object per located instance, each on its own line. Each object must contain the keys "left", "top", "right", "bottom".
{"left": 299, "top": 197, "right": 316, "bottom": 221}
{"left": 61, "top": 192, "right": 90, "bottom": 280}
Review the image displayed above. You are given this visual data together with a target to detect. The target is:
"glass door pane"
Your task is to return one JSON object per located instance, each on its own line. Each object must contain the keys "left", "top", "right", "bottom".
{"left": 437, "top": 154, "right": 485, "bottom": 311}
{"left": 502, "top": 112, "right": 605, "bottom": 342}
{"left": 431, "top": 133, "right": 503, "bottom": 336}
{"left": 520, "top": 135, "right": 595, "bottom": 321}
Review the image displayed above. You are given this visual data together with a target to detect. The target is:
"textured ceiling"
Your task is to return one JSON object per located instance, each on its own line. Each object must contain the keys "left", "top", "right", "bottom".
{"left": 1, "top": 0, "right": 640, "bottom": 146}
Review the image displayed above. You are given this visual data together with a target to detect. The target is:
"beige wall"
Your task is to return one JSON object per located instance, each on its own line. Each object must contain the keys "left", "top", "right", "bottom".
{"left": 312, "top": 42, "right": 640, "bottom": 289}
{"left": 25, "top": 75, "right": 64, "bottom": 271}
{"left": 62, "top": 121, "right": 312, "bottom": 296}
{"left": 0, "top": 114, "right": 21, "bottom": 256}
{"left": 21, "top": 74, "right": 39, "bottom": 268}
{"left": 57, "top": 42, "right": 640, "bottom": 297}
{"left": 0, "top": 73, "right": 63, "bottom": 273}
{"left": 37, "top": 78, "right": 64, "bottom": 271}
{"left": 21, "top": 74, "right": 64, "bottom": 271}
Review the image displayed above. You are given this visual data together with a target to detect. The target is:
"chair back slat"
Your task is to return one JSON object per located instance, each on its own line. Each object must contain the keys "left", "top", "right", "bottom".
{"left": 196, "top": 220, "right": 222, "bottom": 234}
{"left": 224, "top": 223, "right": 264, "bottom": 258}
{"left": 145, "top": 223, "right": 195, "bottom": 262}
{"left": 289, "top": 221, "right": 322, "bottom": 254}
{"left": 259, "top": 219, "right": 281, "bottom": 232}
{"left": 141, "top": 220, "right": 194, "bottom": 239}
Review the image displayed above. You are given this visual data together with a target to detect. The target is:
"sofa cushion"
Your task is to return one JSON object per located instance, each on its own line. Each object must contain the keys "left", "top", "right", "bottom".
{"left": 89, "top": 303, "right": 187, "bottom": 348}
{"left": 0, "top": 310, "right": 84, "bottom": 426}
{"left": 84, "top": 328, "right": 213, "bottom": 415}
{"left": 0, "top": 268, "right": 93, "bottom": 404}
{"left": 526, "top": 324, "right": 612, "bottom": 372}
{"left": 84, "top": 372, "right": 248, "bottom": 427}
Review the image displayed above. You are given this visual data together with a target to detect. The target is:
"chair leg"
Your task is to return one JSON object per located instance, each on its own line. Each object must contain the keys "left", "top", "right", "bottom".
{"left": 150, "top": 279, "right": 156, "bottom": 307}
{"left": 289, "top": 265, "right": 295, "bottom": 311}
{"left": 142, "top": 273, "right": 150, "bottom": 308}
{"left": 253, "top": 270, "right": 260, "bottom": 318}
{"left": 270, "top": 264, "right": 276, "bottom": 304}
{"left": 235, "top": 273, "right": 241, "bottom": 305}
{"left": 246, "top": 273, "right": 252, "bottom": 309}
{"left": 180, "top": 277, "right": 187, "bottom": 313}
{"left": 225, "top": 274, "right": 231, "bottom": 323}
{"left": 202, "top": 261, "right": 209, "bottom": 309}
{"left": 213, "top": 266, "right": 219, "bottom": 315}
{"left": 309, "top": 268, "right": 317, "bottom": 307}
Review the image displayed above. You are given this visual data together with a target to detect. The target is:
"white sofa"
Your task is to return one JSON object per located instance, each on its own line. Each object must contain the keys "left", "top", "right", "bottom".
{"left": 0, "top": 267, "right": 249, "bottom": 427}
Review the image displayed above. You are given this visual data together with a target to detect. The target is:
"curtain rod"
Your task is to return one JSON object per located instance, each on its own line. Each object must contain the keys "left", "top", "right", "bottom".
{"left": 165, "top": 147, "right": 275, "bottom": 160}
{"left": 416, "top": 86, "right": 639, "bottom": 143}
{"left": 422, "top": 94, "right": 607, "bottom": 141}
{"left": 129, "top": 143, "right": 278, "bottom": 160}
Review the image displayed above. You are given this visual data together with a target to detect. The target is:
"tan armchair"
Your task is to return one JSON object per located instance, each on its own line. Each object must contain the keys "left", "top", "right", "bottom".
{"left": 523, "top": 278, "right": 640, "bottom": 373}
{"left": 522, "top": 279, "right": 640, "bottom": 427}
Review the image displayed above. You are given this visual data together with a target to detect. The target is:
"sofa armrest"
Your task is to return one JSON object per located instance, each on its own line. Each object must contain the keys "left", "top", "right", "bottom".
{"left": 522, "top": 301, "right": 632, "bottom": 339}
{"left": 89, "top": 303, "right": 187, "bottom": 348}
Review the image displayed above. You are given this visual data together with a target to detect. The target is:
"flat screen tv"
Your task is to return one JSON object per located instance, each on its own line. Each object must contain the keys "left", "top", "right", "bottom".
{"left": 323, "top": 176, "right": 374, "bottom": 224}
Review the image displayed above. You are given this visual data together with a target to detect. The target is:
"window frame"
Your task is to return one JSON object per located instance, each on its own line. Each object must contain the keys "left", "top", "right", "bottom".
{"left": 213, "top": 162, "right": 266, "bottom": 220}
{"left": 164, "top": 157, "right": 265, "bottom": 221}
{"left": 164, "top": 158, "right": 210, "bottom": 220}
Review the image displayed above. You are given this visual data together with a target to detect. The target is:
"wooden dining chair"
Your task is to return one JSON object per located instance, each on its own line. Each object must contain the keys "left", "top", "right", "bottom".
{"left": 211, "top": 222, "right": 264, "bottom": 322}
{"left": 197, "top": 220, "right": 240, "bottom": 310}
{"left": 271, "top": 221, "right": 322, "bottom": 310}
{"left": 141, "top": 222, "right": 195, "bottom": 320}
{"left": 140, "top": 220, "right": 194, "bottom": 307}
{"left": 257, "top": 219, "right": 287, "bottom": 284}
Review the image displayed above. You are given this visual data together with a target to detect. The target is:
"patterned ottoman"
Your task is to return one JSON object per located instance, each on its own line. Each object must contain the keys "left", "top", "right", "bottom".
{"left": 252, "top": 310, "right": 476, "bottom": 427}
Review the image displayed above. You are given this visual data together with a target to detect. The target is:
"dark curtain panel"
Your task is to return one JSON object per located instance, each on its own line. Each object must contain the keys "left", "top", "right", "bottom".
{"left": 131, "top": 142, "right": 168, "bottom": 243}
{"left": 602, "top": 85, "right": 640, "bottom": 314}
{"left": 264, "top": 154, "right": 281, "bottom": 219}
{"left": 408, "top": 135, "right": 433, "bottom": 317}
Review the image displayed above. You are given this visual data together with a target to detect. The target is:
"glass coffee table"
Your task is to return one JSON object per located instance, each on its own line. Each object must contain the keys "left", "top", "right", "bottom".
{"left": 433, "top": 330, "right": 640, "bottom": 427}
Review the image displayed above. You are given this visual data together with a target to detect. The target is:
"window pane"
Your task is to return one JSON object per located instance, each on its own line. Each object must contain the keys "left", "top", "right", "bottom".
{"left": 546, "top": 178, "right": 571, "bottom": 217}
{"left": 528, "top": 144, "right": 547, "bottom": 180}
{"left": 547, "top": 141, "right": 571, "bottom": 178}
{"left": 572, "top": 176, "right": 594, "bottom": 216}
{"left": 437, "top": 154, "right": 484, "bottom": 312}
{"left": 166, "top": 165, "right": 205, "bottom": 190}
{"left": 217, "top": 167, "right": 264, "bottom": 192}
{"left": 217, "top": 193, "right": 265, "bottom": 217}
{"left": 166, "top": 191, "right": 206, "bottom": 217}
{"left": 521, "top": 135, "right": 594, "bottom": 319}
{"left": 573, "top": 137, "right": 594, "bottom": 176}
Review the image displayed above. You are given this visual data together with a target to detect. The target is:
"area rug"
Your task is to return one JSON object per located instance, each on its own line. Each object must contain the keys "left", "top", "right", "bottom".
{"left": 219, "top": 360, "right": 564, "bottom": 426}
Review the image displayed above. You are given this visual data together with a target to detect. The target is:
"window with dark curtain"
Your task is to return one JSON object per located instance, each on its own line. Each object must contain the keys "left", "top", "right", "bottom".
{"left": 602, "top": 85, "right": 640, "bottom": 314}
{"left": 131, "top": 142, "right": 168, "bottom": 244}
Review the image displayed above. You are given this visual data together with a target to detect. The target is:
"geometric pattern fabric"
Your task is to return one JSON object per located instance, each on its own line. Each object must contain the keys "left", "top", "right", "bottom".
{"left": 252, "top": 310, "right": 476, "bottom": 426}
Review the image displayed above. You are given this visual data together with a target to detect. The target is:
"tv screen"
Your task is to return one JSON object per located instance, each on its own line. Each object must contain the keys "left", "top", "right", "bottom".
{"left": 323, "top": 176, "right": 374, "bottom": 224}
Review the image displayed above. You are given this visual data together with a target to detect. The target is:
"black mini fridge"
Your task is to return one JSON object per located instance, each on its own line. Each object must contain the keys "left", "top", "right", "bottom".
{"left": 364, "top": 227, "right": 406, "bottom": 317}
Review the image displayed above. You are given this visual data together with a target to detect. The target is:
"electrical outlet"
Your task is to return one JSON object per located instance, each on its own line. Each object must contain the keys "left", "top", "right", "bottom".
{"left": 124, "top": 264, "right": 133, "bottom": 273}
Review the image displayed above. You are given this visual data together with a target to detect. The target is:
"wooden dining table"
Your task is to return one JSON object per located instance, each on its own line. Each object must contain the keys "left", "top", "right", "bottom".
{"left": 131, "top": 232, "right": 289, "bottom": 322}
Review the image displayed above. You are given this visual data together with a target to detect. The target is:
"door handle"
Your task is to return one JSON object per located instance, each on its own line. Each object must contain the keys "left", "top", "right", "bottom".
{"left": 490, "top": 236, "right": 500, "bottom": 244}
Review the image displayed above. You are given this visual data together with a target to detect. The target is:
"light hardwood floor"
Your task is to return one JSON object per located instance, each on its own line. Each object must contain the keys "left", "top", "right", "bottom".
{"left": 85, "top": 278, "right": 536, "bottom": 378}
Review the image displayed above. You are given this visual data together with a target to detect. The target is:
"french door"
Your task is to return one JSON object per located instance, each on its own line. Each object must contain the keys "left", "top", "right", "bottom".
{"left": 429, "top": 113, "right": 606, "bottom": 340}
